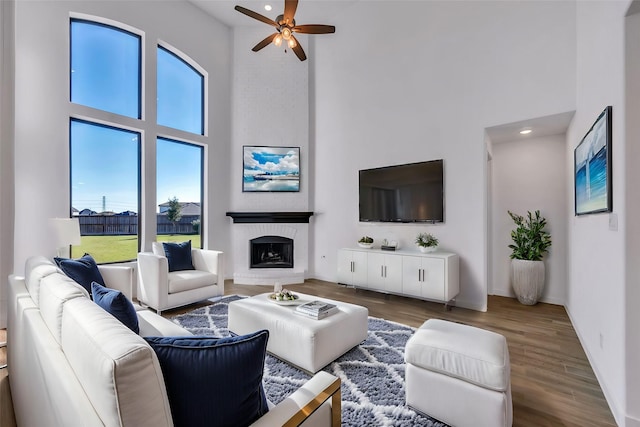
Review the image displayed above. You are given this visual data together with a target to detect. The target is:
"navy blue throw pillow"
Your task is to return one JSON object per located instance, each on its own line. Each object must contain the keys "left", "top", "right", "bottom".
{"left": 145, "top": 330, "right": 270, "bottom": 427}
{"left": 162, "top": 241, "right": 194, "bottom": 272}
{"left": 91, "top": 282, "right": 139, "bottom": 334}
{"left": 54, "top": 253, "right": 105, "bottom": 296}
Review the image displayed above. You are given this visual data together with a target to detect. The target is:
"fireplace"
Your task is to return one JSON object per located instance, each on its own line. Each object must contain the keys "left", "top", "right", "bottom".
{"left": 250, "top": 236, "right": 294, "bottom": 269}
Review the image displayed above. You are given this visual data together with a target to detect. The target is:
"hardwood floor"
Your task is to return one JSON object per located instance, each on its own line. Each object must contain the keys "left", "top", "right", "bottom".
{"left": 195, "top": 279, "right": 615, "bottom": 427}
{"left": 0, "top": 280, "right": 616, "bottom": 427}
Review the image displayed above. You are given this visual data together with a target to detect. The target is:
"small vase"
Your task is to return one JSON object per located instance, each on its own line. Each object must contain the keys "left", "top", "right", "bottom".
{"left": 358, "top": 242, "right": 373, "bottom": 249}
{"left": 419, "top": 246, "right": 437, "bottom": 253}
{"left": 510, "top": 259, "right": 545, "bottom": 305}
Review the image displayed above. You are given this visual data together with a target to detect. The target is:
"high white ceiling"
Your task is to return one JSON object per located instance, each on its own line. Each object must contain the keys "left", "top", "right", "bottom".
{"left": 188, "top": 0, "right": 357, "bottom": 28}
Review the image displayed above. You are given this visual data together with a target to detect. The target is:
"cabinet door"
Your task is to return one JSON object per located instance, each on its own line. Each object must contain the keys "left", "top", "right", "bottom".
{"left": 337, "top": 250, "right": 355, "bottom": 285}
{"left": 351, "top": 250, "right": 369, "bottom": 287}
{"left": 402, "top": 256, "right": 423, "bottom": 297}
{"left": 384, "top": 255, "right": 403, "bottom": 294}
{"left": 366, "top": 252, "right": 386, "bottom": 291}
{"left": 421, "top": 257, "right": 445, "bottom": 300}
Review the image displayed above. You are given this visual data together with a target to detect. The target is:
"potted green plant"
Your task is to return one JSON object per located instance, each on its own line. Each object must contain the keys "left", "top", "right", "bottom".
{"left": 415, "top": 232, "right": 438, "bottom": 253}
{"left": 358, "top": 236, "right": 374, "bottom": 249}
{"left": 508, "top": 210, "right": 552, "bottom": 305}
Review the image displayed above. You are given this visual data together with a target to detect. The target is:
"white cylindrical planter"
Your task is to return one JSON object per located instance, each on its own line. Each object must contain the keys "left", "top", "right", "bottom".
{"left": 510, "top": 259, "right": 545, "bottom": 305}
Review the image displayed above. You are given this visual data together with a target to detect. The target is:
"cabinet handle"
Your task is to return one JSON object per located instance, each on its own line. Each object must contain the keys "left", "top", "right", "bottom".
{"left": 422, "top": 269, "right": 427, "bottom": 282}
{"left": 384, "top": 266, "right": 387, "bottom": 277}
{"left": 351, "top": 261, "right": 354, "bottom": 272}
{"left": 381, "top": 265, "right": 384, "bottom": 277}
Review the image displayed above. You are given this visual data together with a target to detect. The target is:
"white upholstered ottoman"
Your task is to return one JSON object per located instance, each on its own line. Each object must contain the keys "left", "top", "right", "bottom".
{"left": 228, "top": 293, "right": 368, "bottom": 373}
{"left": 405, "top": 319, "right": 513, "bottom": 427}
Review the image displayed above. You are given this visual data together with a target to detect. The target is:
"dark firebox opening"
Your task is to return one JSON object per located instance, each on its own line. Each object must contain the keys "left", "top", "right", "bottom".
{"left": 250, "top": 235, "right": 294, "bottom": 269}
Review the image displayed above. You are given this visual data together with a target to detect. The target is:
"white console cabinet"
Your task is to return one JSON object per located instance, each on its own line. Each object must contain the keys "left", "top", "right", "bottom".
{"left": 337, "top": 249, "right": 368, "bottom": 287}
{"left": 337, "top": 248, "right": 459, "bottom": 306}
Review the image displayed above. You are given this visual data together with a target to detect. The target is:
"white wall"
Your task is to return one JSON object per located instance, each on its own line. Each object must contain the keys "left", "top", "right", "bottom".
{"left": 625, "top": 9, "right": 640, "bottom": 426}
{"left": 491, "top": 135, "right": 567, "bottom": 305}
{"left": 11, "top": 0, "right": 232, "bottom": 275}
{"left": 567, "top": 1, "right": 630, "bottom": 424}
{"left": 310, "top": 0, "right": 577, "bottom": 311}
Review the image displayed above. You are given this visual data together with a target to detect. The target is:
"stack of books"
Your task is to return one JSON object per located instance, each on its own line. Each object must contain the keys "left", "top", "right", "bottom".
{"left": 295, "top": 300, "right": 339, "bottom": 320}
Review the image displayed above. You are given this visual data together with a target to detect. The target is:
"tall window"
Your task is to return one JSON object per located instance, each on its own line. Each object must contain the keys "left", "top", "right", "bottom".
{"left": 156, "top": 138, "right": 204, "bottom": 247}
{"left": 70, "top": 120, "right": 140, "bottom": 262}
{"left": 157, "top": 45, "right": 204, "bottom": 134}
{"left": 69, "top": 17, "right": 207, "bottom": 262}
{"left": 70, "top": 20, "right": 141, "bottom": 118}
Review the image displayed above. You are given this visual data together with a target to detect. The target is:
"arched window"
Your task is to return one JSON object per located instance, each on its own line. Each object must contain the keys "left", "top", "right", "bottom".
{"left": 69, "top": 17, "right": 207, "bottom": 263}
{"left": 157, "top": 45, "right": 205, "bottom": 135}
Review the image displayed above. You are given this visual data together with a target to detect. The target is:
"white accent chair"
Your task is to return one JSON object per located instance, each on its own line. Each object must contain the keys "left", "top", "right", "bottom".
{"left": 137, "top": 242, "right": 224, "bottom": 315}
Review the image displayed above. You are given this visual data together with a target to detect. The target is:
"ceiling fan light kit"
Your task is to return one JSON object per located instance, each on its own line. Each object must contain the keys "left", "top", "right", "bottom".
{"left": 234, "top": 0, "right": 335, "bottom": 61}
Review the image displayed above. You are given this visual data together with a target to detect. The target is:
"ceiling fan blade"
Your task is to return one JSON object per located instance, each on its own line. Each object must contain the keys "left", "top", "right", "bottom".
{"left": 234, "top": 5, "right": 278, "bottom": 27}
{"left": 252, "top": 33, "right": 278, "bottom": 52}
{"left": 283, "top": 0, "right": 299, "bottom": 24}
{"left": 291, "top": 35, "right": 307, "bottom": 61}
{"left": 293, "top": 24, "right": 336, "bottom": 34}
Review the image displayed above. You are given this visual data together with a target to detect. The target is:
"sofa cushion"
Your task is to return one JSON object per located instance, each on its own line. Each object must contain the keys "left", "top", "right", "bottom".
{"left": 137, "top": 310, "right": 192, "bottom": 337}
{"left": 162, "top": 241, "right": 194, "bottom": 272}
{"left": 39, "top": 273, "right": 89, "bottom": 344}
{"left": 25, "top": 256, "right": 62, "bottom": 305}
{"left": 145, "top": 330, "right": 270, "bottom": 427}
{"left": 54, "top": 253, "right": 105, "bottom": 296}
{"left": 168, "top": 270, "right": 216, "bottom": 293}
{"left": 91, "top": 282, "right": 139, "bottom": 334}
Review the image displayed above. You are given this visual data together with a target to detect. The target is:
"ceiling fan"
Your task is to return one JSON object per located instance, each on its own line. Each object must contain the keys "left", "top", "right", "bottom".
{"left": 234, "top": 0, "right": 335, "bottom": 61}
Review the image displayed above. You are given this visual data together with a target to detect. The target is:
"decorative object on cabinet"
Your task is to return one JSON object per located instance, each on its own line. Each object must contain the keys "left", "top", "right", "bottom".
{"left": 380, "top": 239, "right": 398, "bottom": 251}
{"left": 243, "top": 146, "right": 300, "bottom": 192}
{"left": 415, "top": 232, "right": 438, "bottom": 253}
{"left": 508, "top": 210, "right": 552, "bottom": 305}
{"left": 574, "top": 106, "right": 612, "bottom": 215}
{"left": 357, "top": 236, "right": 374, "bottom": 249}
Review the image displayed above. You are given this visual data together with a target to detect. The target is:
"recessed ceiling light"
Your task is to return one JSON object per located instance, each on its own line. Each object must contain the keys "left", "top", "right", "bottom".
{"left": 519, "top": 129, "right": 532, "bottom": 135}
{"left": 264, "top": 4, "right": 272, "bottom": 11}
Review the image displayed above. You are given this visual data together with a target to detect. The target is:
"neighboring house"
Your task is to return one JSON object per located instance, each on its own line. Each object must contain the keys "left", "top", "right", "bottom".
{"left": 158, "top": 202, "right": 201, "bottom": 216}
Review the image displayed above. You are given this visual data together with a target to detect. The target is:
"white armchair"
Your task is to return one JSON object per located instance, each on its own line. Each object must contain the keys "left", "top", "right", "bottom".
{"left": 137, "top": 242, "right": 224, "bottom": 315}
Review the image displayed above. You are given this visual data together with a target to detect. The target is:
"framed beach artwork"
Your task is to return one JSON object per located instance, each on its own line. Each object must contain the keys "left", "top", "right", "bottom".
{"left": 243, "top": 146, "right": 300, "bottom": 192}
{"left": 574, "top": 106, "right": 612, "bottom": 216}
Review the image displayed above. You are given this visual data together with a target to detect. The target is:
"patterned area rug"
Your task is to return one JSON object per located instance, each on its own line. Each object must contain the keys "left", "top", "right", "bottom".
{"left": 171, "top": 295, "right": 447, "bottom": 427}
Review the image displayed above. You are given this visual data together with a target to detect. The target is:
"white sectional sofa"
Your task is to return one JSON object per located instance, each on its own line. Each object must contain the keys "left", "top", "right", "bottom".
{"left": 7, "top": 256, "right": 341, "bottom": 427}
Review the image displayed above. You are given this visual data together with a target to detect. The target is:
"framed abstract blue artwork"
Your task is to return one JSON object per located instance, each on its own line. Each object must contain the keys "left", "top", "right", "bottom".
{"left": 574, "top": 106, "right": 612, "bottom": 216}
{"left": 243, "top": 146, "right": 300, "bottom": 192}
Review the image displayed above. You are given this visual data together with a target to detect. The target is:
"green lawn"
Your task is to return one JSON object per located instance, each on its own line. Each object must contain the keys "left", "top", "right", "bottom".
{"left": 72, "top": 234, "right": 201, "bottom": 264}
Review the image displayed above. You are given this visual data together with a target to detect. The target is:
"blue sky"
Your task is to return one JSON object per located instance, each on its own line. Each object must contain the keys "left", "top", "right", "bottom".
{"left": 70, "top": 20, "right": 203, "bottom": 214}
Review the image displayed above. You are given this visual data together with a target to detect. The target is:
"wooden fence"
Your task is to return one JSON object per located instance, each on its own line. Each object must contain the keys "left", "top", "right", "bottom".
{"left": 78, "top": 215, "right": 200, "bottom": 235}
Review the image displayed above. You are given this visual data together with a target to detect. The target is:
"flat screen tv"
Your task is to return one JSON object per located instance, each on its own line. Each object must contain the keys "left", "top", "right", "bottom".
{"left": 359, "top": 159, "right": 444, "bottom": 223}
